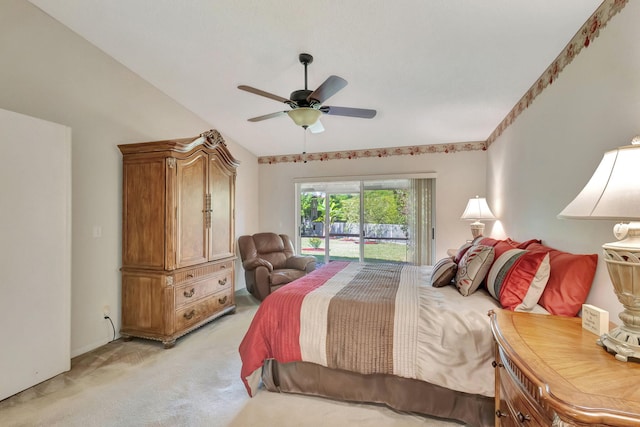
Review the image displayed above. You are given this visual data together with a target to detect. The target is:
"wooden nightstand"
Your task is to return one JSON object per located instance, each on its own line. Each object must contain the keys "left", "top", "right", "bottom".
{"left": 490, "top": 309, "right": 640, "bottom": 426}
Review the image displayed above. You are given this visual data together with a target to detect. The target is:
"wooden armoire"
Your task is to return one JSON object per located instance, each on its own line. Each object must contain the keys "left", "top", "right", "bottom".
{"left": 118, "top": 130, "right": 239, "bottom": 348}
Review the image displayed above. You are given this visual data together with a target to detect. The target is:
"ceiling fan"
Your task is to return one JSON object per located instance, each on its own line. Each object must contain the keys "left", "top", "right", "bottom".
{"left": 238, "top": 53, "right": 377, "bottom": 133}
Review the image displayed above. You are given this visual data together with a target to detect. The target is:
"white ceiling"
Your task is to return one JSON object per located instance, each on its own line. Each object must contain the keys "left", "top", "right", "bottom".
{"left": 29, "top": 0, "right": 602, "bottom": 157}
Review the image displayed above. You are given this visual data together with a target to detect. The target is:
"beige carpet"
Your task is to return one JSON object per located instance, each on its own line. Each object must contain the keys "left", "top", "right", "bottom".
{"left": 0, "top": 291, "right": 464, "bottom": 427}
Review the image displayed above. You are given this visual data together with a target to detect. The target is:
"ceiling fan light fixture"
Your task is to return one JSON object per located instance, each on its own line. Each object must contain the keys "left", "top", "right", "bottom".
{"left": 287, "top": 108, "right": 322, "bottom": 127}
{"left": 239, "top": 53, "right": 376, "bottom": 131}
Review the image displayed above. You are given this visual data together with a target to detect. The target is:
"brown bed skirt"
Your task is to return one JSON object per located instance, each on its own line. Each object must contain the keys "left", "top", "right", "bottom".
{"left": 262, "top": 360, "right": 494, "bottom": 427}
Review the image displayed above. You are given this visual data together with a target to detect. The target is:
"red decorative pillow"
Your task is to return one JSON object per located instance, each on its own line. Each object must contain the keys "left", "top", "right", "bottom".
{"left": 493, "top": 240, "right": 519, "bottom": 261}
{"left": 526, "top": 243, "right": 553, "bottom": 252}
{"left": 506, "top": 238, "right": 542, "bottom": 249}
{"left": 486, "top": 249, "right": 551, "bottom": 311}
{"left": 527, "top": 243, "right": 598, "bottom": 317}
{"left": 481, "top": 238, "right": 540, "bottom": 264}
{"left": 476, "top": 237, "right": 500, "bottom": 247}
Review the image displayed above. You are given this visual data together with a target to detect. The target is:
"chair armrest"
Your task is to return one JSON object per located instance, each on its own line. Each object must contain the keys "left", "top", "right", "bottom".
{"left": 253, "top": 266, "right": 272, "bottom": 300}
{"left": 285, "top": 256, "right": 316, "bottom": 271}
{"left": 243, "top": 257, "right": 273, "bottom": 272}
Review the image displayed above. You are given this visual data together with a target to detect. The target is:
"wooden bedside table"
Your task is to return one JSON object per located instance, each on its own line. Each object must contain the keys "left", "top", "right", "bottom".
{"left": 489, "top": 309, "right": 640, "bottom": 426}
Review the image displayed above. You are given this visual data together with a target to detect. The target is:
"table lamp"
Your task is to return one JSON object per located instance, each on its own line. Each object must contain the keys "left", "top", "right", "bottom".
{"left": 559, "top": 136, "right": 640, "bottom": 362}
{"left": 460, "top": 196, "right": 496, "bottom": 238}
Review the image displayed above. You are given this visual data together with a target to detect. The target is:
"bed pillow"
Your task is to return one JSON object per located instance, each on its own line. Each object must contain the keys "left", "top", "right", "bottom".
{"left": 475, "top": 236, "right": 500, "bottom": 247}
{"left": 493, "top": 239, "right": 520, "bottom": 261}
{"left": 454, "top": 242, "right": 473, "bottom": 265}
{"left": 506, "top": 238, "right": 542, "bottom": 249}
{"left": 471, "top": 235, "right": 485, "bottom": 245}
{"left": 527, "top": 243, "right": 597, "bottom": 317}
{"left": 430, "top": 257, "right": 457, "bottom": 287}
{"left": 455, "top": 245, "right": 495, "bottom": 296}
{"left": 486, "top": 249, "right": 551, "bottom": 311}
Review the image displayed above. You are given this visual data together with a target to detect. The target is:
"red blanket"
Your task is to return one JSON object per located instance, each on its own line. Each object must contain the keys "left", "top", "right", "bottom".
{"left": 239, "top": 262, "right": 349, "bottom": 396}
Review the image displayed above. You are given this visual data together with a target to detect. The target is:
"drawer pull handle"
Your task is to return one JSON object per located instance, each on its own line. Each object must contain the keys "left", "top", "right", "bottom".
{"left": 218, "top": 295, "right": 228, "bottom": 305}
{"left": 492, "top": 360, "right": 503, "bottom": 368}
{"left": 183, "top": 288, "right": 195, "bottom": 298}
{"left": 183, "top": 310, "right": 196, "bottom": 320}
{"left": 495, "top": 410, "right": 508, "bottom": 418}
{"left": 186, "top": 274, "right": 194, "bottom": 278}
{"left": 218, "top": 278, "right": 227, "bottom": 286}
{"left": 517, "top": 412, "right": 531, "bottom": 422}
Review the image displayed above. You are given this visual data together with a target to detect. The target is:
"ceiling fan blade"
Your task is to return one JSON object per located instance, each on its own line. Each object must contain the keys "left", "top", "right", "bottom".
{"left": 247, "top": 111, "right": 288, "bottom": 122}
{"left": 307, "top": 75, "right": 347, "bottom": 104}
{"left": 320, "top": 106, "right": 377, "bottom": 119}
{"left": 308, "top": 120, "right": 325, "bottom": 134}
{"left": 238, "top": 85, "right": 292, "bottom": 104}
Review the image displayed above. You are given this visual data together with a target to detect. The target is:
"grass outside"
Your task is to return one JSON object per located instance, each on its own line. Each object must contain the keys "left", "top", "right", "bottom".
{"left": 300, "top": 237, "right": 408, "bottom": 263}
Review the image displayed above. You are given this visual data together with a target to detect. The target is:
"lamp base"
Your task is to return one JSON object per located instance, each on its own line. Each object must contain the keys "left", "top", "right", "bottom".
{"left": 597, "top": 327, "right": 640, "bottom": 362}
{"left": 469, "top": 221, "right": 485, "bottom": 238}
{"left": 599, "top": 222, "right": 640, "bottom": 362}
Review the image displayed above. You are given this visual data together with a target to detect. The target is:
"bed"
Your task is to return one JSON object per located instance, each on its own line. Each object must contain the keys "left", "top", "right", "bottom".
{"left": 239, "top": 261, "right": 500, "bottom": 426}
{"left": 238, "top": 238, "right": 598, "bottom": 427}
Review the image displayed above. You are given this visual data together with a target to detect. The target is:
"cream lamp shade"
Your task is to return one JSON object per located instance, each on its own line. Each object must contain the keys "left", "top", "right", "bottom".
{"left": 460, "top": 196, "right": 496, "bottom": 238}
{"left": 287, "top": 108, "right": 322, "bottom": 127}
{"left": 558, "top": 137, "right": 640, "bottom": 362}
{"left": 558, "top": 141, "right": 640, "bottom": 221}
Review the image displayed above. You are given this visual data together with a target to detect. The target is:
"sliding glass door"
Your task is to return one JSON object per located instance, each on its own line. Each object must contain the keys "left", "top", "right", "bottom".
{"left": 299, "top": 190, "right": 326, "bottom": 259}
{"left": 362, "top": 181, "right": 409, "bottom": 263}
{"left": 327, "top": 191, "right": 361, "bottom": 261}
{"left": 297, "top": 177, "right": 433, "bottom": 265}
{"left": 299, "top": 182, "right": 361, "bottom": 263}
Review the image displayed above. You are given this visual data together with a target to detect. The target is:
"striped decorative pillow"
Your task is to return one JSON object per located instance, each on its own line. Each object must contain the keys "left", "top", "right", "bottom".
{"left": 430, "top": 257, "right": 457, "bottom": 287}
{"left": 486, "top": 249, "right": 551, "bottom": 311}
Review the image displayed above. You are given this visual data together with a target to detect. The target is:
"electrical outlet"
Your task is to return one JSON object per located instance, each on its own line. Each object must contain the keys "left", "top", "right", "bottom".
{"left": 103, "top": 305, "right": 111, "bottom": 319}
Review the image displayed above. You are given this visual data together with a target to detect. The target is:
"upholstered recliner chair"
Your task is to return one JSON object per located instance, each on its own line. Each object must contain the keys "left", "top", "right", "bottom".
{"left": 238, "top": 233, "right": 317, "bottom": 301}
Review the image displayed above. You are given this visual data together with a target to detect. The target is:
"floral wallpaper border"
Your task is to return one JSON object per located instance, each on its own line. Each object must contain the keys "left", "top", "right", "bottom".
{"left": 258, "top": 0, "right": 627, "bottom": 165}
{"left": 258, "top": 141, "right": 487, "bottom": 164}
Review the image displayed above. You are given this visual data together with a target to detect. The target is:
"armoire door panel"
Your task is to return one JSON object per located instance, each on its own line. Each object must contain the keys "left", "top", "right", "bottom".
{"left": 122, "top": 159, "right": 166, "bottom": 268}
{"left": 209, "top": 157, "right": 235, "bottom": 260}
{"left": 175, "top": 153, "right": 209, "bottom": 268}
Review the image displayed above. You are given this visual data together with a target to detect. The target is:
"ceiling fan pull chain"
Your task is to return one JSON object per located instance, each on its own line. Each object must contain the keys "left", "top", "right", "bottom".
{"left": 303, "top": 128, "right": 308, "bottom": 163}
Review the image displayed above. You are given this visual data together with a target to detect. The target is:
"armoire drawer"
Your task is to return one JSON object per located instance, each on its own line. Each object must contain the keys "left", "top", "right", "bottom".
{"left": 175, "top": 269, "right": 233, "bottom": 308}
{"left": 173, "top": 260, "right": 234, "bottom": 285}
{"left": 175, "top": 288, "right": 234, "bottom": 330}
